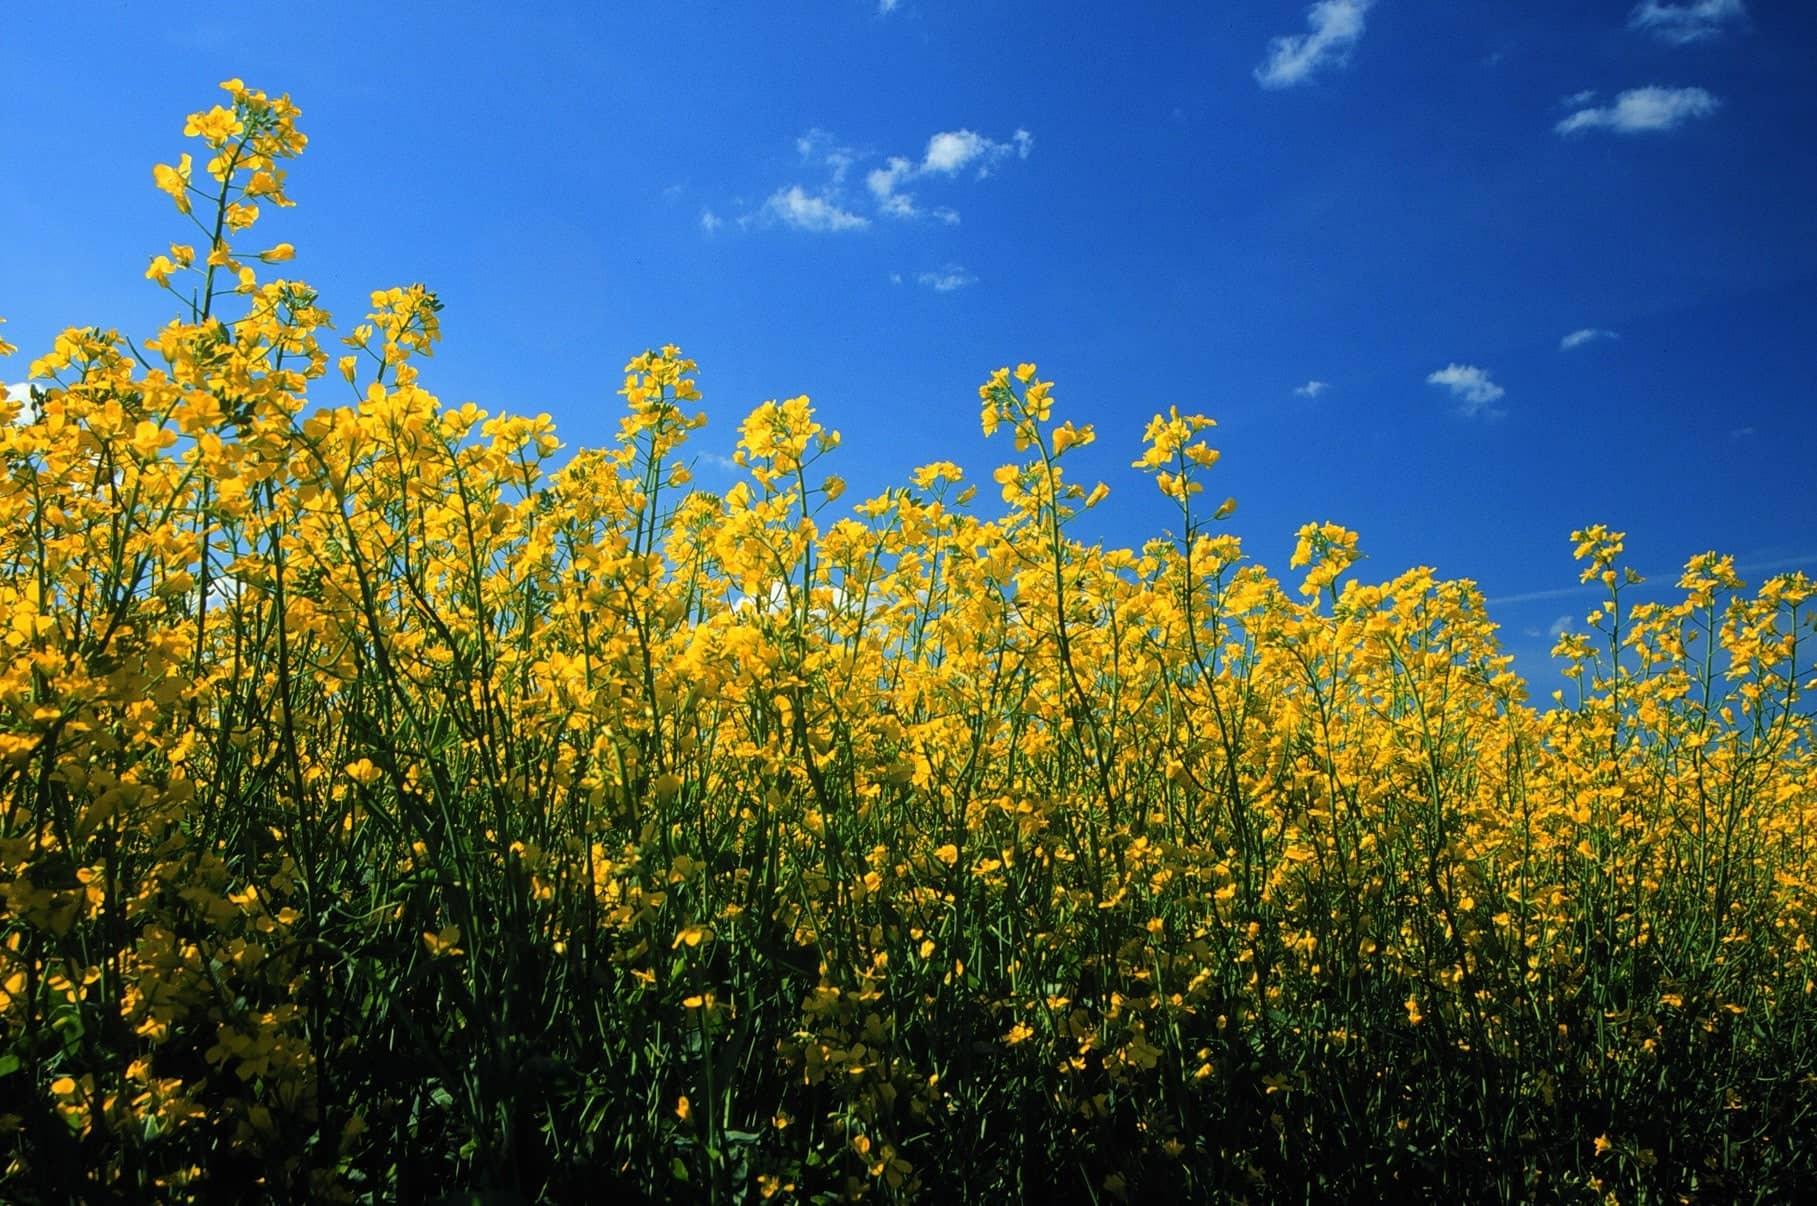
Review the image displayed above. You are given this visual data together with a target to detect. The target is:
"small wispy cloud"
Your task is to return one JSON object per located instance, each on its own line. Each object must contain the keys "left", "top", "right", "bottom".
{"left": 878, "top": 0, "right": 900, "bottom": 12}
{"left": 1629, "top": 0, "right": 1746, "bottom": 44}
{"left": 1489, "top": 550, "right": 1817, "bottom": 609}
{"left": 1547, "top": 614, "right": 1576, "bottom": 639}
{"left": 917, "top": 264, "right": 976, "bottom": 292}
{"left": 739, "top": 126, "right": 1030, "bottom": 232}
{"left": 923, "top": 129, "right": 1033, "bottom": 175}
{"left": 1560, "top": 327, "right": 1619, "bottom": 351}
{"left": 733, "top": 132, "right": 869, "bottom": 233}
{"left": 699, "top": 209, "right": 723, "bottom": 233}
{"left": 698, "top": 451, "right": 741, "bottom": 472}
{"left": 1562, "top": 89, "right": 1599, "bottom": 108}
{"left": 1426, "top": 363, "right": 1506, "bottom": 417}
{"left": 1556, "top": 86, "right": 1720, "bottom": 136}
{"left": 1729, "top": 425, "right": 1756, "bottom": 440}
{"left": 796, "top": 128, "right": 858, "bottom": 186}
{"left": 869, "top": 128, "right": 1032, "bottom": 220}
{"left": 867, "top": 158, "right": 917, "bottom": 217}
{"left": 1294, "top": 380, "right": 1329, "bottom": 398}
{"left": 1255, "top": 0, "right": 1374, "bottom": 90}
{"left": 1738, "top": 552, "right": 1817, "bottom": 574}
{"left": 1488, "top": 583, "right": 1603, "bottom": 606}
{"left": 762, "top": 185, "right": 870, "bottom": 232}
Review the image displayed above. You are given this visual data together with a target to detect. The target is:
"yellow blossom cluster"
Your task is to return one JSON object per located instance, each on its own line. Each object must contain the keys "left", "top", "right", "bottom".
{"left": 1, "top": 80, "right": 1814, "bottom": 1203}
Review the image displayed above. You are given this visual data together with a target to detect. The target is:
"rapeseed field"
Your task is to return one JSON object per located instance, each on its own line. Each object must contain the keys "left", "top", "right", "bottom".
{"left": 2, "top": 81, "right": 1814, "bottom": 1202}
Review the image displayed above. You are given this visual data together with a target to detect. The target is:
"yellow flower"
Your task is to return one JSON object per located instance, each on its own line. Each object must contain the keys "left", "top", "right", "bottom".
{"left": 422, "top": 926, "right": 464, "bottom": 958}
{"left": 152, "top": 154, "right": 192, "bottom": 212}
{"left": 345, "top": 759, "right": 383, "bottom": 785}
{"left": 672, "top": 925, "right": 711, "bottom": 949}
{"left": 184, "top": 105, "right": 244, "bottom": 146}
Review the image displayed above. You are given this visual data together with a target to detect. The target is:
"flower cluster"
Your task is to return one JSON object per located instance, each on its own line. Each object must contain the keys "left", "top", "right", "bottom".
{"left": 1, "top": 82, "right": 1813, "bottom": 1203}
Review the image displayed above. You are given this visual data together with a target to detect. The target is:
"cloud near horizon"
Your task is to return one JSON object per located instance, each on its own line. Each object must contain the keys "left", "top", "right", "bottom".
{"left": 1255, "top": 0, "right": 1374, "bottom": 90}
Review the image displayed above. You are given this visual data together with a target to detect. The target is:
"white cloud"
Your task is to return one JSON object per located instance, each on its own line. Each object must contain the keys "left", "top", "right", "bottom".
{"left": 699, "top": 209, "right": 723, "bottom": 233}
{"left": 923, "top": 131, "right": 987, "bottom": 174}
{"left": 1254, "top": 0, "right": 1374, "bottom": 89}
{"left": 795, "top": 129, "right": 860, "bottom": 190}
{"left": 5, "top": 382, "right": 33, "bottom": 424}
{"left": 1730, "top": 425, "right": 1756, "bottom": 439}
{"left": 1560, "top": 327, "right": 1619, "bottom": 350}
{"left": 867, "top": 156, "right": 918, "bottom": 217}
{"left": 866, "top": 129, "right": 1031, "bottom": 222}
{"left": 917, "top": 265, "right": 976, "bottom": 292}
{"left": 738, "top": 125, "right": 1031, "bottom": 231}
{"left": 1547, "top": 614, "right": 1575, "bottom": 639}
{"left": 763, "top": 186, "right": 870, "bottom": 232}
{"left": 732, "top": 579, "right": 862, "bottom": 623}
{"left": 920, "top": 128, "right": 1031, "bottom": 176}
{"left": 1294, "top": 380, "right": 1329, "bottom": 398}
{"left": 1561, "top": 89, "right": 1598, "bottom": 108}
{"left": 1426, "top": 363, "right": 1506, "bottom": 417}
{"left": 1556, "top": 86, "right": 1720, "bottom": 136}
{"left": 878, "top": 0, "right": 900, "bottom": 11}
{"left": 1630, "top": 0, "right": 1745, "bottom": 44}
{"left": 205, "top": 572, "right": 246, "bottom": 609}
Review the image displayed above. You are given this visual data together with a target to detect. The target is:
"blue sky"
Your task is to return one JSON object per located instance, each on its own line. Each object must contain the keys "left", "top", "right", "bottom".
{"left": 5, "top": 1, "right": 1814, "bottom": 694}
